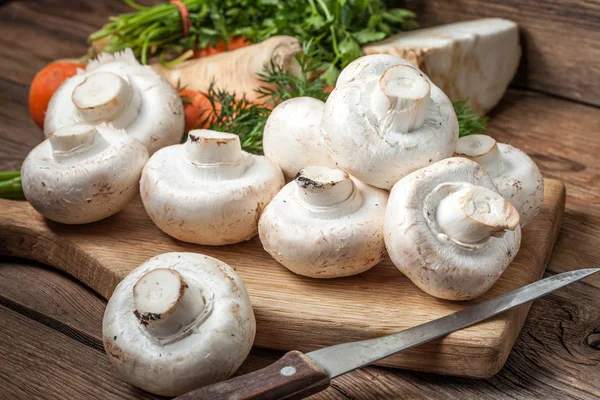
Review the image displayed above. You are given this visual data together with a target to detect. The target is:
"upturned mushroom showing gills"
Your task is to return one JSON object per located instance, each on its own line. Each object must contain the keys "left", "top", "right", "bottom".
{"left": 455, "top": 134, "right": 544, "bottom": 227}
{"left": 258, "top": 166, "right": 388, "bottom": 278}
{"left": 21, "top": 123, "right": 148, "bottom": 224}
{"left": 385, "top": 158, "right": 521, "bottom": 300}
{"left": 103, "top": 252, "right": 256, "bottom": 396}
{"left": 141, "top": 129, "right": 284, "bottom": 245}
{"left": 321, "top": 54, "right": 458, "bottom": 190}
{"left": 263, "top": 97, "right": 337, "bottom": 181}
{"left": 44, "top": 49, "right": 184, "bottom": 154}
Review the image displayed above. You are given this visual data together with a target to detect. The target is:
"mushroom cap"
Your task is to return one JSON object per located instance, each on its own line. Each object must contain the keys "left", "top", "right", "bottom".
{"left": 21, "top": 123, "right": 148, "bottom": 224}
{"left": 141, "top": 130, "right": 284, "bottom": 245}
{"left": 102, "top": 252, "right": 256, "bottom": 396}
{"left": 44, "top": 49, "right": 184, "bottom": 154}
{"left": 263, "top": 97, "right": 337, "bottom": 181}
{"left": 322, "top": 55, "right": 458, "bottom": 190}
{"left": 384, "top": 157, "right": 521, "bottom": 300}
{"left": 456, "top": 135, "right": 544, "bottom": 227}
{"left": 258, "top": 167, "right": 388, "bottom": 278}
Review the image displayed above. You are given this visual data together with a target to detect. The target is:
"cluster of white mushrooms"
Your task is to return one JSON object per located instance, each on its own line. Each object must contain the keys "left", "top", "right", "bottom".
{"left": 19, "top": 50, "right": 544, "bottom": 395}
{"left": 262, "top": 54, "right": 544, "bottom": 300}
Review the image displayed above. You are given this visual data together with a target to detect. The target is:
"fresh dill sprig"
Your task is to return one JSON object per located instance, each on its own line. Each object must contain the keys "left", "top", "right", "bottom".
{"left": 255, "top": 39, "right": 328, "bottom": 105}
{"left": 199, "top": 83, "right": 270, "bottom": 154}
{"left": 454, "top": 100, "right": 488, "bottom": 137}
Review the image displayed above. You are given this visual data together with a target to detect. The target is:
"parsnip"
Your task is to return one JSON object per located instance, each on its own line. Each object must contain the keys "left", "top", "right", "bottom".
{"left": 363, "top": 19, "right": 521, "bottom": 115}
{"left": 153, "top": 36, "right": 301, "bottom": 101}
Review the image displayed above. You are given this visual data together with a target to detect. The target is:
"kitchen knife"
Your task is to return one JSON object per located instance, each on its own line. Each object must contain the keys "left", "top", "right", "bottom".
{"left": 175, "top": 268, "right": 599, "bottom": 400}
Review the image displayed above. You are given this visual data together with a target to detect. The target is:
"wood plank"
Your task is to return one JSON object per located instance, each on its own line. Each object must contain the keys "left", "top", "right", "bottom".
{"left": 403, "top": 0, "right": 600, "bottom": 106}
{"left": 0, "top": 303, "right": 158, "bottom": 400}
{"left": 0, "top": 178, "right": 565, "bottom": 378}
{"left": 2, "top": 260, "right": 598, "bottom": 399}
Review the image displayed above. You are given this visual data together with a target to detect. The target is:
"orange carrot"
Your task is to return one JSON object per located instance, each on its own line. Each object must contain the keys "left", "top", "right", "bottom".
{"left": 179, "top": 89, "right": 219, "bottom": 131}
{"left": 29, "top": 62, "right": 84, "bottom": 129}
{"left": 193, "top": 36, "right": 251, "bottom": 59}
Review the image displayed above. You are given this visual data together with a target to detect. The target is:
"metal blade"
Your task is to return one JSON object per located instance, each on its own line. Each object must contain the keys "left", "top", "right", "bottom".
{"left": 307, "top": 268, "right": 599, "bottom": 378}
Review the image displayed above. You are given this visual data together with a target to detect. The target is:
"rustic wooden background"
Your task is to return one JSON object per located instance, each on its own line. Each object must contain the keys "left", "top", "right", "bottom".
{"left": 0, "top": 0, "right": 599, "bottom": 399}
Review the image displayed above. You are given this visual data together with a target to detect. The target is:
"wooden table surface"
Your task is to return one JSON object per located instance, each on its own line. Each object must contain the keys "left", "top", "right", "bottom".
{"left": 1, "top": 1, "right": 599, "bottom": 399}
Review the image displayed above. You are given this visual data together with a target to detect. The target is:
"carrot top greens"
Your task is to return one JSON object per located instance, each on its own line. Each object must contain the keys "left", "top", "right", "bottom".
{"left": 90, "top": 0, "right": 417, "bottom": 84}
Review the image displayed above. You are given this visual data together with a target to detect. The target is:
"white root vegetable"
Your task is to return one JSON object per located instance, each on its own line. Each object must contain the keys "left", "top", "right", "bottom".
{"left": 103, "top": 252, "right": 256, "bottom": 396}
{"left": 44, "top": 49, "right": 184, "bottom": 154}
{"left": 141, "top": 129, "right": 284, "bottom": 245}
{"left": 385, "top": 157, "right": 521, "bottom": 300}
{"left": 455, "top": 134, "right": 543, "bottom": 227}
{"left": 322, "top": 54, "right": 458, "bottom": 190}
{"left": 263, "top": 97, "right": 336, "bottom": 181}
{"left": 259, "top": 166, "right": 388, "bottom": 278}
{"left": 153, "top": 36, "right": 301, "bottom": 102}
{"left": 363, "top": 18, "right": 521, "bottom": 115}
{"left": 21, "top": 123, "right": 148, "bottom": 224}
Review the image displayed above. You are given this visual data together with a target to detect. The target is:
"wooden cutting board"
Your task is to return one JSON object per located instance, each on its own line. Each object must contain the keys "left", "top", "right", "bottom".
{"left": 0, "top": 178, "right": 565, "bottom": 378}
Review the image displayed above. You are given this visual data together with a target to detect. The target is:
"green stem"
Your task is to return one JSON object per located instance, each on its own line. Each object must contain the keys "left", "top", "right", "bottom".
{"left": 0, "top": 171, "right": 19, "bottom": 181}
{"left": 0, "top": 177, "right": 25, "bottom": 200}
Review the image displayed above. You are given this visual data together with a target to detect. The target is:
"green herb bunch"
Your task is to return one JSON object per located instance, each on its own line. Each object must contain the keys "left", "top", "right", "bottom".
{"left": 454, "top": 100, "right": 488, "bottom": 137}
{"left": 90, "top": 0, "right": 417, "bottom": 84}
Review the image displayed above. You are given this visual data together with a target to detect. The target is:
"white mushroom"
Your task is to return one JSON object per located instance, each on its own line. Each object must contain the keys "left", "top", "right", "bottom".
{"left": 258, "top": 166, "right": 388, "bottom": 278}
{"left": 455, "top": 135, "right": 543, "bottom": 227}
{"left": 263, "top": 97, "right": 337, "bottom": 181}
{"left": 21, "top": 123, "right": 148, "bottom": 224}
{"left": 384, "top": 157, "right": 521, "bottom": 300}
{"left": 363, "top": 18, "right": 521, "bottom": 115}
{"left": 103, "top": 252, "right": 256, "bottom": 396}
{"left": 322, "top": 54, "right": 458, "bottom": 190}
{"left": 141, "top": 129, "right": 284, "bottom": 245}
{"left": 44, "top": 49, "right": 184, "bottom": 154}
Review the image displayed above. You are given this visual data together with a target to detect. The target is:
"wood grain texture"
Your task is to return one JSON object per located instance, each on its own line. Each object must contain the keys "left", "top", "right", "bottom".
{"left": 1, "top": 0, "right": 599, "bottom": 399}
{"left": 401, "top": 0, "right": 600, "bottom": 106}
{"left": 0, "top": 179, "right": 565, "bottom": 378}
{"left": 0, "top": 304, "right": 158, "bottom": 400}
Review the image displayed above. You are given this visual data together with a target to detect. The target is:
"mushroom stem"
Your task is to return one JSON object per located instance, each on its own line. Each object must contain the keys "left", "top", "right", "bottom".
{"left": 183, "top": 130, "right": 252, "bottom": 180}
{"left": 72, "top": 72, "right": 133, "bottom": 122}
{"left": 372, "top": 65, "right": 431, "bottom": 132}
{"left": 436, "top": 185, "right": 519, "bottom": 244}
{"left": 455, "top": 135, "right": 504, "bottom": 178}
{"left": 49, "top": 124, "right": 97, "bottom": 153}
{"left": 296, "top": 166, "right": 361, "bottom": 212}
{"left": 133, "top": 268, "right": 205, "bottom": 339}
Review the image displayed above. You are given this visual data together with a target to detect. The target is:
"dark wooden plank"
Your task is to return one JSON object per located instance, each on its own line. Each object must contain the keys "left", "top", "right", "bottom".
{"left": 0, "top": 260, "right": 105, "bottom": 339}
{"left": 0, "top": 303, "right": 159, "bottom": 400}
{"left": 402, "top": 0, "right": 600, "bottom": 106}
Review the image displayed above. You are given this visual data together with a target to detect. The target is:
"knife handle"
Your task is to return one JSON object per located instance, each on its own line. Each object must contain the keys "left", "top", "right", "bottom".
{"left": 174, "top": 351, "right": 330, "bottom": 400}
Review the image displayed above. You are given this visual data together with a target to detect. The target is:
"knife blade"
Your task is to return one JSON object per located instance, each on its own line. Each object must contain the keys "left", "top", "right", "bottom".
{"left": 175, "top": 268, "right": 599, "bottom": 400}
